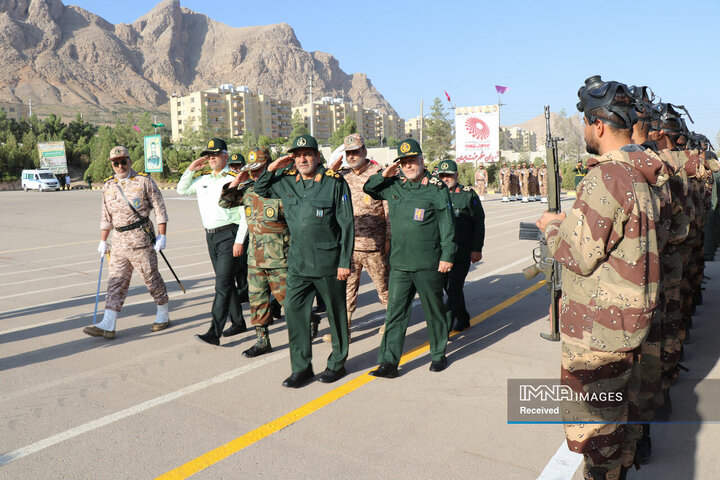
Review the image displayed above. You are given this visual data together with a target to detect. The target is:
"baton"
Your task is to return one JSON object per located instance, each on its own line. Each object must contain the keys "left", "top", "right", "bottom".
{"left": 159, "top": 250, "right": 186, "bottom": 294}
{"left": 93, "top": 253, "right": 105, "bottom": 325}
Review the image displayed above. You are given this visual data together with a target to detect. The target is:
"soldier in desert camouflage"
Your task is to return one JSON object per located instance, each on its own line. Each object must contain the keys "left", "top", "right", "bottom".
{"left": 326, "top": 133, "right": 390, "bottom": 343}
{"left": 518, "top": 162, "right": 530, "bottom": 202}
{"left": 499, "top": 161, "right": 510, "bottom": 202}
{"left": 83, "top": 146, "right": 170, "bottom": 339}
{"left": 474, "top": 163, "right": 488, "bottom": 200}
{"left": 220, "top": 148, "right": 288, "bottom": 358}
{"left": 536, "top": 76, "right": 662, "bottom": 480}
{"left": 538, "top": 163, "right": 548, "bottom": 202}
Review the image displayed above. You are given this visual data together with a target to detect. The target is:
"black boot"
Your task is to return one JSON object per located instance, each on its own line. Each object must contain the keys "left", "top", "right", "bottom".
{"left": 270, "top": 299, "right": 282, "bottom": 321}
{"left": 310, "top": 313, "right": 320, "bottom": 339}
{"left": 635, "top": 423, "right": 651, "bottom": 464}
{"left": 243, "top": 326, "right": 272, "bottom": 358}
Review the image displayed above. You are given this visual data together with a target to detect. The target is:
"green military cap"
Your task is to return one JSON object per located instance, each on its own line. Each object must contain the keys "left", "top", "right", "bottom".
{"left": 395, "top": 138, "right": 422, "bottom": 161}
{"left": 227, "top": 153, "right": 245, "bottom": 165}
{"left": 436, "top": 160, "right": 458, "bottom": 174}
{"left": 288, "top": 134, "right": 318, "bottom": 152}
{"left": 201, "top": 137, "right": 228, "bottom": 156}
{"left": 242, "top": 148, "right": 272, "bottom": 171}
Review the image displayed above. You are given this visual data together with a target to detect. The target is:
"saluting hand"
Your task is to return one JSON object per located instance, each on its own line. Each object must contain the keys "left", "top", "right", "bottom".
{"left": 229, "top": 170, "right": 250, "bottom": 188}
{"left": 330, "top": 157, "right": 344, "bottom": 172}
{"left": 438, "top": 261, "right": 453, "bottom": 273}
{"left": 188, "top": 157, "right": 209, "bottom": 171}
{"left": 268, "top": 154, "right": 295, "bottom": 172}
{"left": 382, "top": 161, "right": 400, "bottom": 178}
{"left": 337, "top": 268, "right": 350, "bottom": 281}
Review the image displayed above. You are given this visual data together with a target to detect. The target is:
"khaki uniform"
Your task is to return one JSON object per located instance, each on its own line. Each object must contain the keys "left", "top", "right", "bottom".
{"left": 474, "top": 167, "right": 488, "bottom": 197}
{"left": 499, "top": 166, "right": 511, "bottom": 198}
{"left": 538, "top": 167, "right": 548, "bottom": 198}
{"left": 101, "top": 170, "right": 169, "bottom": 312}
{"left": 339, "top": 161, "right": 390, "bottom": 314}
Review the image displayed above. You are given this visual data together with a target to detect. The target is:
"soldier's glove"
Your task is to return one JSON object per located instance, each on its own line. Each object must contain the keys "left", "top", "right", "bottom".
{"left": 154, "top": 234, "right": 166, "bottom": 252}
{"left": 97, "top": 240, "right": 108, "bottom": 258}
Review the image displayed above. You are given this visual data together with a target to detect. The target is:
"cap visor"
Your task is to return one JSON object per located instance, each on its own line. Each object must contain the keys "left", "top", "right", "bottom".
{"left": 200, "top": 149, "right": 221, "bottom": 156}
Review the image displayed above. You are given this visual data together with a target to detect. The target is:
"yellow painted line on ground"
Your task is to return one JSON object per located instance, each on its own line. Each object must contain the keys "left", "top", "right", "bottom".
{"left": 0, "top": 228, "right": 204, "bottom": 254}
{"left": 156, "top": 280, "right": 546, "bottom": 480}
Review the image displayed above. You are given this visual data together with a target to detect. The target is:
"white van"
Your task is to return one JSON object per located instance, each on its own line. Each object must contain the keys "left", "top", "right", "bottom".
{"left": 21, "top": 170, "right": 61, "bottom": 191}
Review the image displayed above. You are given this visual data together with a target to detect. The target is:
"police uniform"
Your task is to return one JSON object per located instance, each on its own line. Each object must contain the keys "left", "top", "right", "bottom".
{"left": 83, "top": 145, "right": 169, "bottom": 339}
{"left": 364, "top": 139, "right": 456, "bottom": 375}
{"left": 254, "top": 134, "right": 354, "bottom": 386}
{"left": 437, "top": 160, "right": 485, "bottom": 332}
{"left": 177, "top": 138, "right": 248, "bottom": 343}
{"left": 219, "top": 148, "right": 289, "bottom": 357}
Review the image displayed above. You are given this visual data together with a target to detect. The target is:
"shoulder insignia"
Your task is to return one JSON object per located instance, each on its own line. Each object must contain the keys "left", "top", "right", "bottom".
{"left": 428, "top": 177, "right": 444, "bottom": 188}
{"left": 227, "top": 170, "right": 238, "bottom": 177}
{"left": 463, "top": 186, "right": 473, "bottom": 192}
{"left": 324, "top": 169, "right": 340, "bottom": 179}
{"left": 284, "top": 168, "right": 297, "bottom": 176}
{"left": 103, "top": 175, "right": 114, "bottom": 183}
{"left": 137, "top": 172, "right": 149, "bottom": 177}
{"left": 193, "top": 168, "right": 212, "bottom": 179}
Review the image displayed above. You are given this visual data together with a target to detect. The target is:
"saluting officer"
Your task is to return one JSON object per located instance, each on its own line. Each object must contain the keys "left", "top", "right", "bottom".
{"left": 436, "top": 160, "right": 485, "bottom": 332}
{"left": 254, "top": 134, "right": 355, "bottom": 387}
{"left": 364, "top": 139, "right": 456, "bottom": 377}
{"left": 83, "top": 146, "right": 170, "bottom": 339}
{"left": 177, "top": 138, "right": 248, "bottom": 346}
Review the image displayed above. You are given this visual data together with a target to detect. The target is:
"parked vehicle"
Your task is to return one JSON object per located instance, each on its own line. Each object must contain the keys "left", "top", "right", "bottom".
{"left": 21, "top": 170, "right": 61, "bottom": 191}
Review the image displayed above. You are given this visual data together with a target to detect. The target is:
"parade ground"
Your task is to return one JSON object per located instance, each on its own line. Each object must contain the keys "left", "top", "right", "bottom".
{"left": 1, "top": 189, "right": 719, "bottom": 480}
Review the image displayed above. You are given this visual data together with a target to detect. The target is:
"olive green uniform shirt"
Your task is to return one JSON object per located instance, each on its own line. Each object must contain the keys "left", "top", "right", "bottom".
{"left": 448, "top": 183, "right": 485, "bottom": 254}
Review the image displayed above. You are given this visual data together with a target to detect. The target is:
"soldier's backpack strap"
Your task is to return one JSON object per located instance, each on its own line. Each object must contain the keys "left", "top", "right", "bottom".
{"left": 113, "top": 182, "right": 154, "bottom": 242}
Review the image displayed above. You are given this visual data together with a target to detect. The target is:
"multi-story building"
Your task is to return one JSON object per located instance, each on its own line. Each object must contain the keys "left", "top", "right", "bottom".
{"left": 0, "top": 102, "right": 29, "bottom": 122}
{"left": 171, "top": 85, "right": 292, "bottom": 142}
{"left": 404, "top": 116, "right": 424, "bottom": 141}
{"left": 500, "top": 127, "right": 537, "bottom": 152}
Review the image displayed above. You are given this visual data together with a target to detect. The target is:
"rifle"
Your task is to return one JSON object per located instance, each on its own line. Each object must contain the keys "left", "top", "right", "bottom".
{"left": 518, "top": 105, "right": 562, "bottom": 341}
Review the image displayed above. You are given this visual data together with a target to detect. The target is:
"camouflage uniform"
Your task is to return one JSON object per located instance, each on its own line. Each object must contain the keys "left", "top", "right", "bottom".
{"left": 339, "top": 161, "right": 390, "bottom": 316}
{"left": 474, "top": 166, "right": 488, "bottom": 197}
{"left": 101, "top": 170, "right": 169, "bottom": 311}
{"left": 499, "top": 165, "right": 511, "bottom": 200}
{"left": 538, "top": 166, "right": 548, "bottom": 200}
{"left": 545, "top": 145, "right": 661, "bottom": 474}
{"left": 518, "top": 165, "right": 530, "bottom": 200}
{"left": 509, "top": 165, "right": 519, "bottom": 199}
{"left": 529, "top": 165, "right": 540, "bottom": 200}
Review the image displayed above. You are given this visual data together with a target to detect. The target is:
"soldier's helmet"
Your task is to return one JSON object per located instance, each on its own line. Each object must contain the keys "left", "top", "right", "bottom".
{"left": 242, "top": 148, "right": 273, "bottom": 172}
{"left": 577, "top": 75, "right": 638, "bottom": 129}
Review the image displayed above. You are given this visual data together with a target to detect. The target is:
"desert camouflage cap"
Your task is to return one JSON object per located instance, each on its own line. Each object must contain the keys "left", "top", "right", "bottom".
{"left": 437, "top": 160, "right": 457, "bottom": 174}
{"left": 108, "top": 145, "right": 130, "bottom": 161}
{"left": 242, "top": 148, "right": 272, "bottom": 171}
{"left": 344, "top": 133, "right": 364, "bottom": 151}
{"left": 288, "top": 134, "right": 318, "bottom": 152}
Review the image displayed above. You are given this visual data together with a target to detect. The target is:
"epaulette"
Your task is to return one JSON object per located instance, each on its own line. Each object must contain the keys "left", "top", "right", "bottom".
{"left": 193, "top": 169, "right": 212, "bottom": 178}
{"left": 103, "top": 175, "right": 114, "bottom": 182}
{"left": 226, "top": 170, "right": 238, "bottom": 177}
{"left": 462, "top": 185, "right": 473, "bottom": 192}
{"left": 428, "top": 176, "right": 445, "bottom": 188}
{"left": 137, "top": 172, "right": 149, "bottom": 177}
{"left": 284, "top": 168, "right": 297, "bottom": 176}
{"left": 324, "top": 169, "right": 341, "bottom": 179}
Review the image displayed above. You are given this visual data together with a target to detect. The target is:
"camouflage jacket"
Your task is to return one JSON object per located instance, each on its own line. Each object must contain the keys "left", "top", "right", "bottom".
{"left": 474, "top": 169, "right": 488, "bottom": 184}
{"left": 101, "top": 169, "right": 168, "bottom": 249}
{"left": 545, "top": 145, "right": 662, "bottom": 352}
{"left": 339, "top": 161, "right": 390, "bottom": 251}
{"left": 219, "top": 182, "right": 290, "bottom": 269}
{"left": 499, "top": 167, "right": 511, "bottom": 184}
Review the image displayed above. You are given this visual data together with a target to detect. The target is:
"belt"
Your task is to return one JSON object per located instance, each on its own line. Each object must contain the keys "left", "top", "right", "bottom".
{"left": 205, "top": 223, "right": 236, "bottom": 234}
{"left": 115, "top": 217, "right": 149, "bottom": 232}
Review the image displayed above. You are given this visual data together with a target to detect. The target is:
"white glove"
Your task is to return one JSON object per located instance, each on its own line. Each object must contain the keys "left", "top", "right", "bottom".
{"left": 98, "top": 240, "right": 108, "bottom": 258}
{"left": 154, "top": 234, "right": 166, "bottom": 252}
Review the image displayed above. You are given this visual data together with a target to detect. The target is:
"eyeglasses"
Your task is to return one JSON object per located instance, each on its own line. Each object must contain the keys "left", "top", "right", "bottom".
{"left": 112, "top": 159, "right": 128, "bottom": 167}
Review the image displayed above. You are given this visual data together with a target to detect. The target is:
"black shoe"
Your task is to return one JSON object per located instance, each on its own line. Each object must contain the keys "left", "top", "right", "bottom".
{"left": 242, "top": 342, "right": 272, "bottom": 358}
{"left": 313, "top": 304, "right": 326, "bottom": 314}
{"left": 222, "top": 323, "right": 248, "bottom": 337}
{"left": 429, "top": 356, "right": 448, "bottom": 372}
{"left": 451, "top": 319, "right": 470, "bottom": 332}
{"left": 310, "top": 314, "right": 320, "bottom": 339}
{"left": 369, "top": 362, "right": 398, "bottom": 379}
{"left": 318, "top": 367, "right": 347, "bottom": 383}
{"left": 282, "top": 366, "right": 315, "bottom": 388}
{"left": 195, "top": 332, "right": 220, "bottom": 346}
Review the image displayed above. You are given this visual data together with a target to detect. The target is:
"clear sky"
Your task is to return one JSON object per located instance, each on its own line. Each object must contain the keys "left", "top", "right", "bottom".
{"left": 70, "top": 0, "right": 720, "bottom": 140}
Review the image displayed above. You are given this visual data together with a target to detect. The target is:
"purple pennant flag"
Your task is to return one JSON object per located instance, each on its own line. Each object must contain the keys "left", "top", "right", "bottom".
{"left": 495, "top": 85, "right": 509, "bottom": 94}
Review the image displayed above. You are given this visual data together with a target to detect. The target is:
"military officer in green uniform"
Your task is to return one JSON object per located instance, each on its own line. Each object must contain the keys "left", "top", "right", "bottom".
{"left": 572, "top": 160, "right": 588, "bottom": 189}
{"left": 227, "top": 153, "right": 249, "bottom": 304}
{"left": 364, "top": 139, "right": 456, "bottom": 377}
{"left": 436, "top": 160, "right": 485, "bottom": 332}
{"left": 219, "top": 148, "right": 288, "bottom": 358}
{"left": 254, "top": 134, "right": 355, "bottom": 387}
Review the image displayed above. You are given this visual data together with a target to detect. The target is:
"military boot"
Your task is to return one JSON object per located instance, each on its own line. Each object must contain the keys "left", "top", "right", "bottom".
{"left": 243, "top": 326, "right": 272, "bottom": 358}
{"left": 584, "top": 465, "right": 622, "bottom": 480}
{"left": 635, "top": 423, "right": 651, "bottom": 465}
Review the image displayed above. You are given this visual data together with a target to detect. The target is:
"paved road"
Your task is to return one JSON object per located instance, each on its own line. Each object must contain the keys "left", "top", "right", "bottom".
{"left": 1, "top": 189, "right": 718, "bottom": 479}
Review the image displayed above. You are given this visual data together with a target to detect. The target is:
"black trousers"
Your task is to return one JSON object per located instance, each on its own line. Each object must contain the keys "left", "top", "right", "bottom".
{"left": 206, "top": 226, "right": 245, "bottom": 337}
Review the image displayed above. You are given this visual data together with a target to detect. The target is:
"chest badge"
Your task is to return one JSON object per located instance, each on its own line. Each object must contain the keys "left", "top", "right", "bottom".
{"left": 132, "top": 198, "right": 141, "bottom": 209}
{"left": 413, "top": 208, "right": 425, "bottom": 221}
{"left": 363, "top": 194, "right": 372, "bottom": 205}
{"left": 316, "top": 209, "right": 324, "bottom": 218}
{"left": 265, "top": 206, "right": 275, "bottom": 218}
{"left": 245, "top": 206, "right": 252, "bottom": 217}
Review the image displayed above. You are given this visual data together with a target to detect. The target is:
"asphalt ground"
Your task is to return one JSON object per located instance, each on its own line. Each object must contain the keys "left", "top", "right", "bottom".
{"left": 1, "top": 189, "right": 718, "bottom": 480}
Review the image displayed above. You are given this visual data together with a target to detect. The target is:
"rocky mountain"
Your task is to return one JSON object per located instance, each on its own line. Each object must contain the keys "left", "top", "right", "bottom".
{"left": 0, "top": 0, "right": 397, "bottom": 115}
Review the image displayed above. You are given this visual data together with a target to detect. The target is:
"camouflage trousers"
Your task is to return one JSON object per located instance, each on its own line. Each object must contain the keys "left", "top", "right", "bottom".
{"left": 500, "top": 179, "right": 510, "bottom": 197}
{"left": 661, "top": 249, "right": 684, "bottom": 391}
{"left": 540, "top": 182, "right": 548, "bottom": 198}
{"left": 561, "top": 335, "right": 635, "bottom": 472}
{"left": 476, "top": 181, "right": 487, "bottom": 196}
{"left": 248, "top": 266, "right": 287, "bottom": 326}
{"left": 346, "top": 250, "right": 389, "bottom": 314}
{"left": 520, "top": 180, "right": 530, "bottom": 197}
{"left": 105, "top": 243, "right": 168, "bottom": 312}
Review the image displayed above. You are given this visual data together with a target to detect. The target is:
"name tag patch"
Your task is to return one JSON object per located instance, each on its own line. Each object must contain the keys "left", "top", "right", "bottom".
{"left": 413, "top": 208, "right": 425, "bottom": 221}
{"left": 316, "top": 209, "right": 324, "bottom": 218}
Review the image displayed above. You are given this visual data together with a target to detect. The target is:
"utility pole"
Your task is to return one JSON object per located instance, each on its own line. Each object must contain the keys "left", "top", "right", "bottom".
{"left": 420, "top": 99, "right": 424, "bottom": 148}
{"left": 309, "top": 73, "right": 315, "bottom": 137}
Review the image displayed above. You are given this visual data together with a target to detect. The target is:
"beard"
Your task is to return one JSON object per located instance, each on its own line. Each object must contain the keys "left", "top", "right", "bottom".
{"left": 585, "top": 135, "right": 600, "bottom": 156}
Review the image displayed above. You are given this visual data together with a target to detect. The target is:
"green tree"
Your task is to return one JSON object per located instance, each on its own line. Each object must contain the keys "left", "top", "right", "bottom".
{"left": 328, "top": 120, "right": 357, "bottom": 150}
{"left": 423, "top": 97, "right": 454, "bottom": 164}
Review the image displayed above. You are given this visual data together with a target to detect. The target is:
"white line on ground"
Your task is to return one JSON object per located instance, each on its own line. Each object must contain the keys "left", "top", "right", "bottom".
{"left": 537, "top": 441, "right": 583, "bottom": 480}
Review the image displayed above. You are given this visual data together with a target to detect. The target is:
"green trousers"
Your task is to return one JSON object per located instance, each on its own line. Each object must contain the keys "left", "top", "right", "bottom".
{"left": 285, "top": 273, "right": 348, "bottom": 373}
{"left": 445, "top": 248, "right": 471, "bottom": 329}
{"left": 206, "top": 227, "right": 245, "bottom": 337}
{"left": 378, "top": 268, "right": 448, "bottom": 365}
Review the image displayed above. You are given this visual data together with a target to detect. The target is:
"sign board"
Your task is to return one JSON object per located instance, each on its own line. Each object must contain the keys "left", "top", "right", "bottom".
{"left": 455, "top": 105, "right": 500, "bottom": 164}
{"left": 37, "top": 141, "right": 68, "bottom": 174}
{"left": 144, "top": 135, "right": 163, "bottom": 173}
